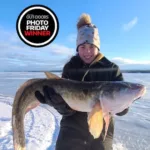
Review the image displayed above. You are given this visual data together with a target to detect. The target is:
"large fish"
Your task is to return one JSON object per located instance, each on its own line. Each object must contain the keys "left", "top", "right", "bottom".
{"left": 12, "top": 72, "right": 146, "bottom": 150}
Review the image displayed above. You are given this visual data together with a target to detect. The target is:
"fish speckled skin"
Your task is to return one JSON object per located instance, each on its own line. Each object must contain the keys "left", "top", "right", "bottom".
{"left": 12, "top": 73, "right": 146, "bottom": 150}
{"left": 12, "top": 78, "right": 102, "bottom": 150}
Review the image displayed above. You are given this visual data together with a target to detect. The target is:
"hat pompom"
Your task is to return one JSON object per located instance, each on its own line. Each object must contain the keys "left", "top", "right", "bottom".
{"left": 77, "top": 13, "right": 92, "bottom": 29}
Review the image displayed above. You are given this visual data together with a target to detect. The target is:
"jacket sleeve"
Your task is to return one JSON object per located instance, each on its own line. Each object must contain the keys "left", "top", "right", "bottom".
{"left": 111, "top": 64, "right": 124, "bottom": 81}
{"left": 61, "top": 63, "right": 71, "bottom": 79}
{"left": 111, "top": 64, "right": 129, "bottom": 116}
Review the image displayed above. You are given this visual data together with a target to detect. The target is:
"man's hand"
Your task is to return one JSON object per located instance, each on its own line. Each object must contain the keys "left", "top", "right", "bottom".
{"left": 35, "top": 86, "right": 76, "bottom": 116}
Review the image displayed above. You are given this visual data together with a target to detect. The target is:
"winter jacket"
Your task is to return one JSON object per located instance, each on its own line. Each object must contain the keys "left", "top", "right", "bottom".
{"left": 56, "top": 53, "right": 128, "bottom": 150}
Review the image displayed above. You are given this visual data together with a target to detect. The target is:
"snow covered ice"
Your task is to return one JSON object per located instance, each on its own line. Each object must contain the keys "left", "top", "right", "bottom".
{"left": 0, "top": 72, "right": 150, "bottom": 150}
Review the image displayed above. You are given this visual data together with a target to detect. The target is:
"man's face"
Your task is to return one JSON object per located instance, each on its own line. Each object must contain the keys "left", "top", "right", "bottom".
{"left": 78, "top": 43, "right": 99, "bottom": 64}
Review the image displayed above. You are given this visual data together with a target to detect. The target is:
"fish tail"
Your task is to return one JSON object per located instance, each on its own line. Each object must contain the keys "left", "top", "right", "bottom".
{"left": 12, "top": 114, "right": 26, "bottom": 150}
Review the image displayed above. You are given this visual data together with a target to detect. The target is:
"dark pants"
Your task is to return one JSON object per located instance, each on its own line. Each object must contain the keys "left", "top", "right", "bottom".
{"left": 55, "top": 127, "right": 113, "bottom": 150}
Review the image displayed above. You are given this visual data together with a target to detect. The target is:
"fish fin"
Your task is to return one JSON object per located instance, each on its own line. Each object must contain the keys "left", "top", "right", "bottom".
{"left": 87, "top": 103, "right": 103, "bottom": 139}
{"left": 44, "top": 72, "right": 61, "bottom": 79}
{"left": 103, "top": 113, "right": 110, "bottom": 141}
{"left": 99, "top": 96, "right": 111, "bottom": 141}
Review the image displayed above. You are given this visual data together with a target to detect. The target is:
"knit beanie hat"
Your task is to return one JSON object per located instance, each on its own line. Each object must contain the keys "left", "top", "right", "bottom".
{"left": 76, "top": 13, "right": 100, "bottom": 51}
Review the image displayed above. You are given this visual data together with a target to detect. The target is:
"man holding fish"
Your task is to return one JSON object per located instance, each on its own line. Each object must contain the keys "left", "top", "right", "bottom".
{"left": 35, "top": 13, "right": 130, "bottom": 150}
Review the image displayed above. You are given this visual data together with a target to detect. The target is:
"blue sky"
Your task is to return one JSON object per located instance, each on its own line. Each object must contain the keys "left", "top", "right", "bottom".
{"left": 0, "top": 0, "right": 150, "bottom": 71}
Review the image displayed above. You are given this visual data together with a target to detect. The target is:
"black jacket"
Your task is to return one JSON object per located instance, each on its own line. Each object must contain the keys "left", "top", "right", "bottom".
{"left": 60, "top": 53, "right": 127, "bottom": 141}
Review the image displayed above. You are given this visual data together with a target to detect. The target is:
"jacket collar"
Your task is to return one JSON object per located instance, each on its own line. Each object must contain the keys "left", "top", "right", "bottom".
{"left": 89, "top": 53, "right": 104, "bottom": 67}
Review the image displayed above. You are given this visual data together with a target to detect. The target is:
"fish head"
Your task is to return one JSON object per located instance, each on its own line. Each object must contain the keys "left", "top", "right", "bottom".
{"left": 100, "top": 81, "right": 146, "bottom": 104}
{"left": 98, "top": 81, "right": 146, "bottom": 141}
{"left": 99, "top": 81, "right": 147, "bottom": 122}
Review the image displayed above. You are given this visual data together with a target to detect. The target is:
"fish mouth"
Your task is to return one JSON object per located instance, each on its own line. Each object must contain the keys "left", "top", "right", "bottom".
{"left": 140, "top": 86, "right": 146, "bottom": 96}
{"left": 135, "top": 85, "right": 146, "bottom": 101}
{"left": 137, "top": 96, "right": 141, "bottom": 100}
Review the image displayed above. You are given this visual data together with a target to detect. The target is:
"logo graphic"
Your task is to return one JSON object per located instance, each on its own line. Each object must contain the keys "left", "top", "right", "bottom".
{"left": 16, "top": 5, "right": 59, "bottom": 47}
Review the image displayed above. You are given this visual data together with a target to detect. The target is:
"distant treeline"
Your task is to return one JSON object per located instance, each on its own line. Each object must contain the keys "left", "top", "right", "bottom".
{"left": 3, "top": 70, "right": 150, "bottom": 73}
{"left": 30, "top": 70, "right": 150, "bottom": 73}
{"left": 121, "top": 70, "right": 150, "bottom": 73}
